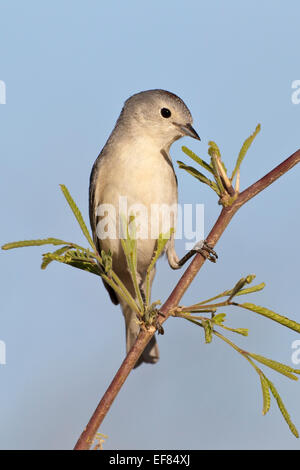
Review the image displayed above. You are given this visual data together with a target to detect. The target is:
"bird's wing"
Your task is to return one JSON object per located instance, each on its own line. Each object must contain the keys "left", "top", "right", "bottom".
{"left": 89, "top": 152, "right": 119, "bottom": 305}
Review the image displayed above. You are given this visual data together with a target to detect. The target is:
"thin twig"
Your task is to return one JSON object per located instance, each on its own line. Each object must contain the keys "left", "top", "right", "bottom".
{"left": 74, "top": 148, "right": 300, "bottom": 450}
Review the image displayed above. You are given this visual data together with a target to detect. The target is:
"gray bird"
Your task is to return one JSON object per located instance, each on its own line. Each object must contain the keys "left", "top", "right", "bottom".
{"left": 89, "top": 89, "right": 209, "bottom": 367}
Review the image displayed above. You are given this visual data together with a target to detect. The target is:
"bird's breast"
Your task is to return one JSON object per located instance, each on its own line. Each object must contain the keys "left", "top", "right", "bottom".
{"left": 96, "top": 143, "right": 177, "bottom": 208}
{"left": 94, "top": 143, "right": 178, "bottom": 274}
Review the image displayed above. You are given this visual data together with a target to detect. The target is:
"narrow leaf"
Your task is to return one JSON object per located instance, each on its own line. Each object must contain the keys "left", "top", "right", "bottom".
{"left": 210, "top": 154, "right": 226, "bottom": 195}
{"left": 41, "top": 251, "right": 101, "bottom": 276}
{"left": 202, "top": 319, "right": 213, "bottom": 343}
{"left": 2, "top": 238, "right": 72, "bottom": 250}
{"left": 195, "top": 275, "right": 259, "bottom": 305}
{"left": 234, "top": 282, "right": 265, "bottom": 297}
{"left": 267, "top": 379, "right": 299, "bottom": 438}
{"left": 212, "top": 313, "right": 226, "bottom": 324}
{"left": 238, "top": 303, "right": 300, "bottom": 333}
{"left": 41, "top": 246, "right": 71, "bottom": 269}
{"left": 218, "top": 324, "right": 249, "bottom": 336}
{"left": 146, "top": 230, "right": 172, "bottom": 307}
{"left": 120, "top": 214, "right": 144, "bottom": 312}
{"left": 208, "top": 141, "right": 221, "bottom": 159}
{"left": 177, "top": 161, "right": 221, "bottom": 195}
{"left": 259, "top": 373, "right": 271, "bottom": 415}
{"left": 231, "top": 124, "right": 261, "bottom": 181}
{"left": 228, "top": 277, "right": 249, "bottom": 299}
{"left": 60, "top": 184, "right": 95, "bottom": 250}
{"left": 181, "top": 146, "right": 214, "bottom": 175}
{"left": 248, "top": 353, "right": 300, "bottom": 380}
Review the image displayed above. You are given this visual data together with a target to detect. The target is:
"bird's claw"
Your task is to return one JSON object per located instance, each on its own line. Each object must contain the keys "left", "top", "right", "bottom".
{"left": 193, "top": 240, "right": 218, "bottom": 263}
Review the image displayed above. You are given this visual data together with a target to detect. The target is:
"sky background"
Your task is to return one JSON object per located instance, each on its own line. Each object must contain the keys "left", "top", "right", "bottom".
{"left": 1, "top": 0, "right": 300, "bottom": 450}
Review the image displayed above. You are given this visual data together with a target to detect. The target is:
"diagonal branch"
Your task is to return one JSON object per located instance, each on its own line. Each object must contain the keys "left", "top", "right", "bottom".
{"left": 74, "top": 148, "right": 300, "bottom": 450}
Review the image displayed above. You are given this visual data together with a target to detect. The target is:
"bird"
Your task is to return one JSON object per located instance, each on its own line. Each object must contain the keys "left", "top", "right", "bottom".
{"left": 89, "top": 89, "right": 210, "bottom": 368}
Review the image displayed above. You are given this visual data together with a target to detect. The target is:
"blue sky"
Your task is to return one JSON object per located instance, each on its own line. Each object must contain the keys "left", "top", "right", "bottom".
{"left": 1, "top": 0, "right": 300, "bottom": 449}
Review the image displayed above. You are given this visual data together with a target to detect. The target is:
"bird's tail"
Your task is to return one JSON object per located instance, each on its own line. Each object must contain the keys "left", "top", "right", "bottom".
{"left": 123, "top": 303, "right": 159, "bottom": 368}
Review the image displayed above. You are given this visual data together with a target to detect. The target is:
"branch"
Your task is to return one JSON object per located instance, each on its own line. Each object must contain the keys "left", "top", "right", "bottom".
{"left": 74, "top": 148, "right": 300, "bottom": 450}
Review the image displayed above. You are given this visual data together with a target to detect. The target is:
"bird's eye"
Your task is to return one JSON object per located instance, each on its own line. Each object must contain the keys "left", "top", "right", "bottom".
{"left": 160, "top": 108, "right": 171, "bottom": 118}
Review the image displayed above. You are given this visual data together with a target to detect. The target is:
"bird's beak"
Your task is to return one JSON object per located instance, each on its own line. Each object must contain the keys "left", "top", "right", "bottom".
{"left": 174, "top": 122, "right": 201, "bottom": 140}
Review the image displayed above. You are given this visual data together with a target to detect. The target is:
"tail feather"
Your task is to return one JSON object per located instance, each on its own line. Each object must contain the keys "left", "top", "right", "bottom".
{"left": 134, "top": 336, "right": 159, "bottom": 368}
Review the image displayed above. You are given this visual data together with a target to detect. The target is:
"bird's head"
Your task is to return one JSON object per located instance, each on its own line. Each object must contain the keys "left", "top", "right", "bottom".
{"left": 119, "top": 89, "right": 200, "bottom": 150}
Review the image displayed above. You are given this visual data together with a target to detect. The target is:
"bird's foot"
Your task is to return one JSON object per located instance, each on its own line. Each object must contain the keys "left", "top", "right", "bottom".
{"left": 177, "top": 239, "right": 218, "bottom": 267}
{"left": 193, "top": 240, "right": 218, "bottom": 263}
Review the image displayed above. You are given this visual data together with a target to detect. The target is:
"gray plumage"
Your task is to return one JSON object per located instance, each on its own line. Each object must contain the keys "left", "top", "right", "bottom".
{"left": 89, "top": 89, "right": 200, "bottom": 367}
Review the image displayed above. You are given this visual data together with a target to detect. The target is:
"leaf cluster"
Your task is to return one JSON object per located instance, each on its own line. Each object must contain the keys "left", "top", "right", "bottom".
{"left": 178, "top": 125, "right": 261, "bottom": 206}
{"left": 174, "top": 275, "right": 300, "bottom": 437}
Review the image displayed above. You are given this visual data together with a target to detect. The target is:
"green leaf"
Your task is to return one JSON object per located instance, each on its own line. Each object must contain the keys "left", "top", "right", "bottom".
{"left": 2, "top": 238, "right": 74, "bottom": 250}
{"left": 60, "top": 184, "right": 95, "bottom": 250}
{"left": 41, "top": 249, "right": 102, "bottom": 276}
{"left": 245, "top": 274, "right": 256, "bottom": 284}
{"left": 202, "top": 319, "right": 213, "bottom": 343}
{"left": 218, "top": 324, "right": 249, "bottom": 336}
{"left": 101, "top": 249, "right": 113, "bottom": 274}
{"left": 120, "top": 214, "right": 144, "bottom": 312}
{"left": 100, "top": 271, "right": 140, "bottom": 315}
{"left": 234, "top": 282, "right": 266, "bottom": 297}
{"left": 248, "top": 353, "right": 300, "bottom": 380}
{"left": 267, "top": 379, "right": 299, "bottom": 438}
{"left": 145, "top": 230, "right": 172, "bottom": 307}
{"left": 183, "top": 316, "right": 203, "bottom": 329}
{"left": 181, "top": 146, "right": 214, "bottom": 175}
{"left": 228, "top": 277, "right": 251, "bottom": 300}
{"left": 192, "top": 275, "right": 261, "bottom": 306}
{"left": 109, "top": 270, "right": 140, "bottom": 314}
{"left": 148, "top": 230, "right": 172, "bottom": 274}
{"left": 212, "top": 313, "right": 226, "bottom": 324}
{"left": 259, "top": 373, "right": 271, "bottom": 415}
{"left": 231, "top": 124, "right": 261, "bottom": 181}
{"left": 238, "top": 303, "right": 300, "bottom": 333}
{"left": 210, "top": 154, "right": 226, "bottom": 195}
{"left": 208, "top": 141, "right": 227, "bottom": 180}
{"left": 208, "top": 141, "right": 221, "bottom": 159}
{"left": 41, "top": 245, "right": 71, "bottom": 269}
{"left": 177, "top": 161, "right": 221, "bottom": 195}
{"left": 228, "top": 275, "right": 257, "bottom": 300}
